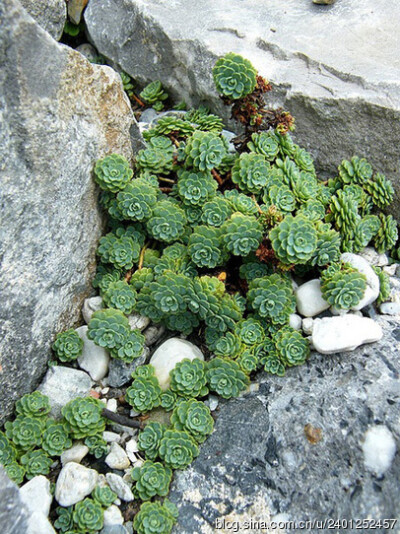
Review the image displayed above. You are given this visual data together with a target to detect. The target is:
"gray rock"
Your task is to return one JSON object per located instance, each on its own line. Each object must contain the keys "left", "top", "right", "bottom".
{"left": 128, "top": 313, "right": 150, "bottom": 331}
{"left": 359, "top": 247, "right": 389, "bottom": 267}
{"left": 143, "top": 324, "right": 166, "bottom": 346}
{"left": 105, "top": 473, "right": 134, "bottom": 502}
{"left": 20, "top": 476, "right": 52, "bottom": 517}
{"left": 169, "top": 317, "right": 400, "bottom": 532}
{"left": 82, "top": 296, "right": 103, "bottom": 324}
{"left": 76, "top": 43, "right": 100, "bottom": 63}
{"left": 107, "top": 346, "right": 149, "bottom": 387}
{"left": 55, "top": 462, "right": 99, "bottom": 507}
{"left": 0, "top": 0, "right": 139, "bottom": 424}
{"left": 39, "top": 366, "right": 92, "bottom": 418}
{"left": 0, "top": 467, "right": 29, "bottom": 534}
{"left": 76, "top": 325, "right": 110, "bottom": 381}
{"left": 19, "top": 0, "right": 66, "bottom": 40}
{"left": 85, "top": 0, "right": 400, "bottom": 218}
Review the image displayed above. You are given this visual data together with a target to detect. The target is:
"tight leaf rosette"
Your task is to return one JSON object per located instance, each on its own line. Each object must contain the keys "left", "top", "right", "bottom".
{"left": 171, "top": 399, "right": 214, "bottom": 443}
{"left": 374, "top": 214, "right": 398, "bottom": 254}
{"left": 140, "top": 80, "right": 168, "bottom": 110}
{"left": 320, "top": 263, "right": 367, "bottom": 310}
{"left": 94, "top": 154, "right": 133, "bottom": 192}
{"left": 338, "top": 156, "right": 373, "bottom": 185}
{"left": 61, "top": 397, "right": 105, "bottom": 439}
{"left": 158, "top": 429, "right": 199, "bottom": 470}
{"left": 213, "top": 52, "right": 257, "bottom": 99}
{"left": 125, "top": 377, "right": 162, "bottom": 413}
{"left": 184, "top": 131, "right": 227, "bottom": 171}
{"left": 138, "top": 422, "right": 167, "bottom": 460}
{"left": 235, "top": 318, "right": 265, "bottom": 345}
{"left": 116, "top": 179, "right": 157, "bottom": 221}
{"left": 214, "top": 332, "right": 242, "bottom": 358}
{"left": 270, "top": 214, "right": 317, "bottom": 265}
{"left": 247, "top": 274, "right": 296, "bottom": 325}
{"left": 88, "top": 308, "right": 130, "bottom": 349}
{"left": 132, "top": 460, "right": 172, "bottom": 501}
{"left": 177, "top": 169, "right": 218, "bottom": 206}
{"left": 54, "top": 507, "right": 74, "bottom": 533}
{"left": 146, "top": 200, "right": 187, "bottom": 243}
{"left": 5, "top": 416, "right": 43, "bottom": 451}
{"left": 102, "top": 280, "right": 137, "bottom": 315}
{"left": 232, "top": 152, "right": 270, "bottom": 193}
{"left": 0, "top": 431, "right": 17, "bottom": 466}
{"left": 15, "top": 391, "right": 51, "bottom": 419}
{"left": 201, "top": 196, "right": 232, "bottom": 227}
{"left": 73, "top": 498, "right": 104, "bottom": 533}
{"left": 247, "top": 131, "right": 279, "bottom": 161}
{"left": 221, "top": 213, "right": 263, "bottom": 256}
{"left": 274, "top": 328, "right": 310, "bottom": 367}
{"left": 52, "top": 329, "right": 83, "bottom": 363}
{"left": 206, "top": 358, "right": 249, "bottom": 399}
{"left": 169, "top": 358, "right": 208, "bottom": 398}
{"left": 42, "top": 420, "right": 72, "bottom": 456}
{"left": 188, "top": 225, "right": 224, "bottom": 269}
{"left": 20, "top": 449, "right": 52, "bottom": 479}
{"left": 364, "top": 172, "right": 394, "bottom": 209}
{"left": 4, "top": 462, "right": 25, "bottom": 485}
{"left": 84, "top": 435, "right": 108, "bottom": 459}
{"left": 133, "top": 500, "right": 178, "bottom": 534}
{"left": 110, "top": 329, "right": 145, "bottom": 362}
{"left": 92, "top": 485, "right": 117, "bottom": 508}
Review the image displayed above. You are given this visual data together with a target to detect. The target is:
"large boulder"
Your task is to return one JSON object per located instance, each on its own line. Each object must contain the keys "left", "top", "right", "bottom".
{"left": 85, "top": 0, "right": 400, "bottom": 213}
{"left": 169, "top": 316, "right": 400, "bottom": 532}
{"left": 19, "top": 0, "right": 66, "bottom": 40}
{"left": 0, "top": 0, "right": 139, "bottom": 424}
{"left": 0, "top": 467, "right": 30, "bottom": 534}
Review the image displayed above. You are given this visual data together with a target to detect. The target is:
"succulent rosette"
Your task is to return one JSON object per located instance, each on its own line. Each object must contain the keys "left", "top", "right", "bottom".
{"left": 158, "top": 429, "right": 199, "bottom": 469}
{"left": 52, "top": 330, "right": 83, "bottom": 363}
{"left": 61, "top": 397, "right": 105, "bottom": 439}
{"left": 184, "top": 131, "right": 227, "bottom": 171}
{"left": 132, "top": 460, "right": 172, "bottom": 500}
{"left": 231, "top": 152, "right": 270, "bottom": 193}
{"left": 213, "top": 52, "right": 257, "bottom": 99}
{"left": 88, "top": 308, "right": 130, "bottom": 349}
{"left": 169, "top": 358, "right": 208, "bottom": 398}
{"left": 133, "top": 500, "right": 178, "bottom": 534}
{"left": 72, "top": 498, "right": 104, "bottom": 532}
{"left": 247, "top": 274, "right": 296, "bottom": 324}
{"left": 94, "top": 154, "right": 133, "bottom": 192}
{"left": 206, "top": 357, "right": 249, "bottom": 399}
{"left": 171, "top": 399, "right": 214, "bottom": 443}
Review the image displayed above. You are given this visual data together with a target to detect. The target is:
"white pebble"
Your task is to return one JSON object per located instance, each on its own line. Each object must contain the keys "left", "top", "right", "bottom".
{"left": 379, "top": 302, "right": 400, "bottom": 315}
{"left": 205, "top": 395, "right": 219, "bottom": 412}
{"left": 55, "top": 463, "right": 98, "bottom": 506}
{"left": 289, "top": 313, "right": 302, "bottom": 330}
{"left": 106, "top": 398, "right": 118, "bottom": 412}
{"left": 106, "top": 473, "right": 134, "bottom": 502}
{"left": 295, "top": 279, "right": 330, "bottom": 317}
{"left": 105, "top": 442, "right": 131, "bottom": 470}
{"left": 20, "top": 476, "right": 52, "bottom": 517}
{"left": 128, "top": 313, "right": 150, "bottom": 331}
{"left": 103, "top": 505, "right": 124, "bottom": 526}
{"left": 103, "top": 431, "right": 121, "bottom": 443}
{"left": 76, "top": 325, "right": 110, "bottom": 381}
{"left": 82, "top": 296, "right": 103, "bottom": 324}
{"left": 125, "top": 439, "right": 139, "bottom": 463}
{"left": 383, "top": 264, "right": 398, "bottom": 276}
{"left": 61, "top": 443, "right": 89, "bottom": 465}
{"left": 362, "top": 425, "right": 397, "bottom": 476}
{"left": 302, "top": 317, "right": 314, "bottom": 335}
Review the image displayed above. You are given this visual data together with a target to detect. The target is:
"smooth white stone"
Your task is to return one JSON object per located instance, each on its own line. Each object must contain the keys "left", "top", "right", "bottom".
{"left": 103, "top": 505, "right": 124, "bottom": 526}
{"left": 312, "top": 315, "right": 383, "bottom": 354}
{"left": 106, "top": 473, "right": 134, "bottom": 502}
{"left": 76, "top": 325, "right": 110, "bottom": 381}
{"left": 103, "top": 431, "right": 121, "bottom": 443}
{"left": 105, "top": 442, "right": 131, "bottom": 470}
{"left": 289, "top": 313, "right": 302, "bottom": 330}
{"left": 27, "top": 512, "right": 56, "bottom": 534}
{"left": 359, "top": 247, "right": 389, "bottom": 267}
{"left": 330, "top": 306, "right": 349, "bottom": 316}
{"left": 149, "top": 337, "right": 204, "bottom": 390}
{"left": 302, "top": 317, "right": 314, "bottom": 335}
{"left": 383, "top": 264, "right": 398, "bottom": 276}
{"left": 128, "top": 313, "right": 150, "bottom": 331}
{"left": 102, "top": 387, "right": 110, "bottom": 395}
{"left": 61, "top": 443, "right": 89, "bottom": 465}
{"left": 295, "top": 279, "right": 330, "bottom": 317}
{"left": 125, "top": 439, "right": 139, "bottom": 463}
{"left": 362, "top": 425, "right": 396, "bottom": 476}
{"left": 341, "top": 253, "right": 380, "bottom": 310}
{"left": 55, "top": 463, "right": 98, "bottom": 506}
{"left": 379, "top": 302, "right": 400, "bottom": 315}
{"left": 106, "top": 398, "right": 118, "bottom": 412}
{"left": 20, "top": 476, "right": 52, "bottom": 517}
{"left": 82, "top": 296, "right": 103, "bottom": 324}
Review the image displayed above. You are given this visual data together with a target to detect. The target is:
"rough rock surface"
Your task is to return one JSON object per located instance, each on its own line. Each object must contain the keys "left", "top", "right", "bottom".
{"left": 85, "top": 0, "right": 400, "bottom": 214}
{"left": 0, "top": 467, "right": 29, "bottom": 534}
{"left": 0, "top": 0, "right": 139, "bottom": 424}
{"left": 169, "top": 316, "right": 400, "bottom": 533}
{"left": 19, "top": 0, "right": 66, "bottom": 40}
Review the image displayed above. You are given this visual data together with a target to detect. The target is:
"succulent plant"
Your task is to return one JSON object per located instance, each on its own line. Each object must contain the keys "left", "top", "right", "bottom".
{"left": 138, "top": 421, "right": 167, "bottom": 460}
{"left": 160, "top": 390, "right": 178, "bottom": 411}
{"left": 116, "top": 179, "right": 158, "bottom": 221}
{"left": 92, "top": 263, "right": 122, "bottom": 293}
{"left": 146, "top": 200, "right": 187, "bottom": 243}
{"left": 54, "top": 506, "right": 74, "bottom": 533}
{"left": 0, "top": 431, "right": 17, "bottom": 466}
{"left": 221, "top": 213, "right": 263, "bottom": 256}
{"left": 125, "top": 376, "right": 162, "bottom": 413}
{"left": 136, "top": 146, "right": 174, "bottom": 175}
{"left": 169, "top": 358, "right": 208, "bottom": 398}
{"left": 327, "top": 190, "right": 359, "bottom": 249}
{"left": 42, "top": 420, "right": 72, "bottom": 456}
{"left": 247, "top": 131, "right": 279, "bottom": 161}
{"left": 52, "top": 329, "right": 83, "bottom": 363}
{"left": 247, "top": 274, "right": 296, "bottom": 324}
{"left": 133, "top": 499, "right": 178, "bottom": 534}
{"left": 205, "top": 293, "right": 243, "bottom": 333}
{"left": 262, "top": 354, "right": 286, "bottom": 376}
{"left": 73, "top": 498, "right": 104, "bottom": 533}
{"left": 132, "top": 460, "right": 173, "bottom": 500}
{"left": 5, "top": 416, "right": 43, "bottom": 451}
{"left": 4, "top": 461, "right": 25, "bottom": 485}
{"left": 177, "top": 169, "right": 218, "bottom": 206}
{"left": 20, "top": 449, "right": 52, "bottom": 479}
{"left": 239, "top": 260, "right": 272, "bottom": 282}
{"left": 62, "top": 397, "right": 105, "bottom": 439}
{"left": 88, "top": 308, "right": 130, "bottom": 349}
{"left": 206, "top": 357, "right": 249, "bottom": 399}
{"left": 184, "top": 131, "right": 227, "bottom": 171}
{"left": 263, "top": 184, "right": 296, "bottom": 214}
{"left": 130, "top": 267, "right": 154, "bottom": 292}
{"left": 94, "top": 154, "right": 133, "bottom": 193}
{"left": 120, "top": 71, "right": 134, "bottom": 94}
{"left": 353, "top": 215, "right": 381, "bottom": 252}
{"left": 97, "top": 232, "right": 141, "bottom": 269}
{"left": 372, "top": 266, "right": 391, "bottom": 305}
{"left": 188, "top": 225, "right": 225, "bottom": 269}
{"left": 213, "top": 52, "right": 257, "bottom": 100}
{"left": 338, "top": 156, "right": 373, "bottom": 185}
{"left": 84, "top": 435, "right": 109, "bottom": 459}
{"left": 231, "top": 152, "right": 270, "bottom": 193}
{"left": 110, "top": 329, "right": 145, "bottom": 363}
{"left": 292, "top": 146, "right": 315, "bottom": 175}
{"left": 320, "top": 262, "right": 367, "bottom": 310}
{"left": 171, "top": 399, "right": 214, "bottom": 444}
{"left": 132, "top": 364, "right": 157, "bottom": 380}
{"left": 188, "top": 112, "right": 224, "bottom": 133}
{"left": 102, "top": 280, "right": 137, "bottom": 315}
{"left": 310, "top": 223, "right": 341, "bottom": 266}
{"left": 15, "top": 391, "right": 51, "bottom": 419}
{"left": 237, "top": 348, "right": 259, "bottom": 374}
{"left": 235, "top": 318, "right": 265, "bottom": 345}
{"left": 201, "top": 196, "right": 232, "bottom": 227}
{"left": 374, "top": 214, "right": 398, "bottom": 254}
{"left": 92, "top": 485, "right": 117, "bottom": 508}
{"left": 298, "top": 199, "right": 325, "bottom": 223}
{"left": 224, "top": 189, "right": 258, "bottom": 216}
{"left": 214, "top": 332, "right": 242, "bottom": 358}
{"left": 140, "top": 80, "right": 168, "bottom": 110}
{"left": 274, "top": 328, "right": 310, "bottom": 367}
{"left": 143, "top": 116, "right": 195, "bottom": 140}
{"left": 158, "top": 429, "right": 199, "bottom": 469}
{"left": 270, "top": 214, "right": 317, "bottom": 265}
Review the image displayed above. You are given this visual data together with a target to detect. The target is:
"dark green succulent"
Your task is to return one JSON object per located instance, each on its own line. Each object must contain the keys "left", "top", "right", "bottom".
{"left": 232, "top": 152, "right": 270, "bottom": 193}
{"left": 177, "top": 169, "right": 218, "bottom": 206}
{"left": 52, "top": 330, "right": 83, "bottom": 363}
{"left": 136, "top": 145, "right": 174, "bottom": 175}
{"left": 270, "top": 214, "right": 317, "bottom": 265}
{"left": 143, "top": 116, "right": 194, "bottom": 140}
{"left": 320, "top": 262, "right": 367, "bottom": 310}
{"left": 88, "top": 308, "right": 130, "bottom": 350}
{"left": 239, "top": 260, "right": 272, "bottom": 282}
{"left": 327, "top": 190, "right": 360, "bottom": 250}
{"left": 146, "top": 200, "right": 187, "bottom": 243}
{"left": 20, "top": 449, "right": 52, "bottom": 479}
{"left": 247, "top": 131, "right": 279, "bottom": 161}
{"left": 130, "top": 267, "right": 154, "bottom": 291}
{"left": 310, "top": 223, "right": 341, "bottom": 266}
{"left": 214, "top": 332, "right": 242, "bottom": 358}
{"left": 138, "top": 421, "right": 167, "bottom": 460}
{"left": 263, "top": 184, "right": 296, "bottom": 214}
{"left": 62, "top": 397, "right": 105, "bottom": 439}
{"left": 169, "top": 358, "right": 208, "bottom": 398}
{"left": 132, "top": 364, "right": 157, "bottom": 380}
{"left": 185, "top": 131, "right": 227, "bottom": 171}
{"left": 274, "top": 328, "right": 310, "bottom": 367}
{"left": 42, "top": 420, "right": 72, "bottom": 456}
{"left": 140, "top": 80, "right": 168, "bottom": 110}
{"left": 94, "top": 154, "right": 133, "bottom": 192}
{"left": 171, "top": 399, "right": 214, "bottom": 444}
{"left": 188, "top": 225, "right": 224, "bottom": 268}
{"left": 188, "top": 112, "right": 224, "bottom": 133}
{"left": 235, "top": 318, "right": 265, "bottom": 345}
{"left": 72, "top": 498, "right": 104, "bottom": 533}
{"left": 102, "top": 280, "right": 137, "bottom": 314}
{"left": 97, "top": 232, "right": 141, "bottom": 269}
{"left": 221, "top": 213, "right": 263, "bottom": 256}
{"left": 247, "top": 274, "right": 296, "bottom": 324}
{"left": 5, "top": 416, "right": 43, "bottom": 451}
{"left": 372, "top": 266, "right": 391, "bottom": 305}
{"left": 353, "top": 215, "right": 381, "bottom": 252}
{"left": 237, "top": 348, "right": 259, "bottom": 374}
{"left": 224, "top": 189, "right": 258, "bottom": 215}
{"left": 15, "top": 391, "right": 51, "bottom": 419}
{"left": 110, "top": 329, "right": 145, "bottom": 362}
{"left": 92, "top": 485, "right": 117, "bottom": 508}
{"left": 374, "top": 214, "right": 398, "bottom": 254}
{"left": 293, "top": 146, "right": 315, "bottom": 175}
{"left": 125, "top": 376, "right": 162, "bottom": 413}
{"left": 298, "top": 199, "right": 325, "bottom": 223}
{"left": 92, "top": 263, "right": 122, "bottom": 293}
{"left": 213, "top": 52, "right": 257, "bottom": 99}
{"left": 160, "top": 390, "right": 178, "bottom": 411}
{"left": 338, "top": 156, "right": 373, "bottom": 185}
{"left": 132, "top": 460, "right": 172, "bottom": 500}
{"left": 206, "top": 358, "right": 249, "bottom": 399}
{"left": 158, "top": 429, "right": 199, "bottom": 469}
{"left": 4, "top": 461, "right": 25, "bottom": 485}
{"left": 54, "top": 506, "right": 74, "bottom": 533}
{"left": 262, "top": 354, "right": 286, "bottom": 377}
{"left": 116, "top": 179, "right": 158, "bottom": 221}
{"left": 205, "top": 293, "right": 243, "bottom": 333}
{"left": 133, "top": 499, "right": 178, "bottom": 534}
{"left": 0, "top": 431, "right": 17, "bottom": 466}
{"left": 84, "top": 435, "right": 109, "bottom": 459}
{"left": 120, "top": 71, "right": 134, "bottom": 94}
{"left": 201, "top": 196, "right": 233, "bottom": 227}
